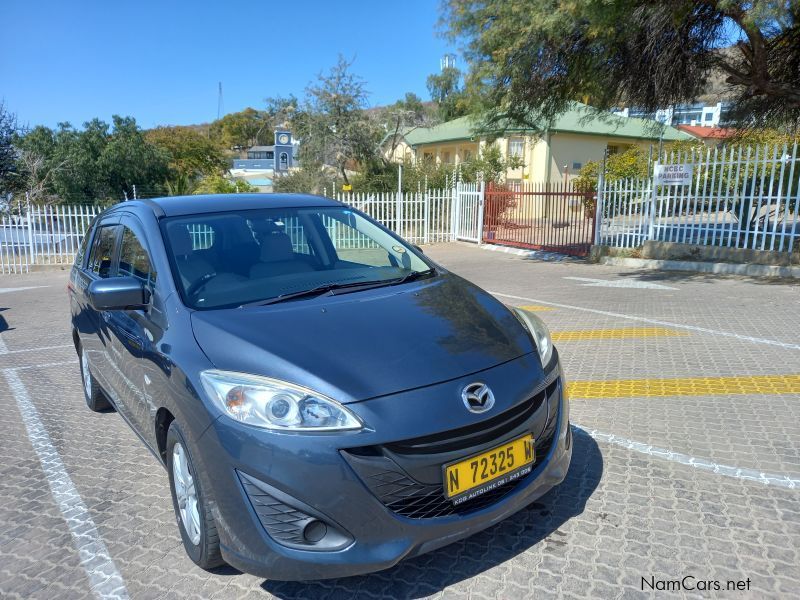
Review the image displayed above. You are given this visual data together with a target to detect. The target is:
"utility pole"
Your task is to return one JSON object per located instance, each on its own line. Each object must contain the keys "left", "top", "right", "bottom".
{"left": 217, "top": 82, "right": 224, "bottom": 121}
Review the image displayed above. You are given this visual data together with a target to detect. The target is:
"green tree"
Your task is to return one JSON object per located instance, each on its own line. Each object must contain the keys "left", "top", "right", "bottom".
{"left": 442, "top": 0, "right": 800, "bottom": 129}
{"left": 350, "top": 144, "right": 523, "bottom": 194}
{"left": 426, "top": 66, "right": 468, "bottom": 122}
{"left": 146, "top": 126, "right": 227, "bottom": 179}
{"left": 273, "top": 167, "right": 340, "bottom": 195}
{"left": 458, "top": 144, "right": 523, "bottom": 183}
{"left": 99, "top": 116, "right": 170, "bottom": 199}
{"left": 380, "top": 92, "right": 438, "bottom": 162}
{"left": 293, "top": 56, "right": 382, "bottom": 185}
{"left": 575, "top": 148, "right": 651, "bottom": 193}
{"left": 165, "top": 172, "right": 197, "bottom": 196}
{"left": 51, "top": 119, "right": 110, "bottom": 201}
{"left": 264, "top": 95, "right": 299, "bottom": 129}
{"left": 193, "top": 175, "right": 256, "bottom": 194}
{"left": 210, "top": 108, "right": 273, "bottom": 149}
{"left": 15, "top": 116, "right": 169, "bottom": 203}
{"left": 0, "top": 102, "right": 20, "bottom": 196}
{"left": 350, "top": 157, "right": 454, "bottom": 193}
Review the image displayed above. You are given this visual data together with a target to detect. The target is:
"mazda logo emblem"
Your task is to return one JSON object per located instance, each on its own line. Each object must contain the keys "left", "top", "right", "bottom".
{"left": 461, "top": 382, "right": 495, "bottom": 414}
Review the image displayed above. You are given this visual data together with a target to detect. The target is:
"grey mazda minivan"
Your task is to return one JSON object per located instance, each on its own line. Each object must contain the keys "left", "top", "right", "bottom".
{"left": 68, "top": 194, "right": 571, "bottom": 580}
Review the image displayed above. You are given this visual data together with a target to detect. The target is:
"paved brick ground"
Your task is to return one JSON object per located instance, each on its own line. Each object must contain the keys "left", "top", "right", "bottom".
{"left": 0, "top": 245, "right": 798, "bottom": 599}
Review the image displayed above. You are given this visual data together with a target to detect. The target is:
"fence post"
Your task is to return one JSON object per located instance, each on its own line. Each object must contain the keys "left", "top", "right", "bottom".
{"left": 647, "top": 161, "right": 658, "bottom": 242}
{"left": 395, "top": 190, "right": 403, "bottom": 237}
{"left": 594, "top": 170, "right": 605, "bottom": 246}
{"left": 451, "top": 181, "right": 460, "bottom": 241}
{"left": 477, "top": 180, "right": 485, "bottom": 244}
{"left": 25, "top": 194, "right": 35, "bottom": 267}
{"left": 423, "top": 189, "right": 430, "bottom": 245}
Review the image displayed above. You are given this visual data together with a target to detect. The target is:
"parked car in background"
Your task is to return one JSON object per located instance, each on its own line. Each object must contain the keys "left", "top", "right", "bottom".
{"left": 68, "top": 194, "right": 571, "bottom": 580}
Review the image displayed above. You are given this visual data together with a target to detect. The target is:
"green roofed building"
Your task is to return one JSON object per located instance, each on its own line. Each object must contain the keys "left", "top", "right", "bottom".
{"left": 384, "top": 102, "right": 690, "bottom": 185}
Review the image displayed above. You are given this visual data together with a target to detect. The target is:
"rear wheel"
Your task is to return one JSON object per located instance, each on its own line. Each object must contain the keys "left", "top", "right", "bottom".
{"left": 79, "top": 345, "right": 111, "bottom": 412}
{"left": 167, "top": 422, "right": 224, "bottom": 570}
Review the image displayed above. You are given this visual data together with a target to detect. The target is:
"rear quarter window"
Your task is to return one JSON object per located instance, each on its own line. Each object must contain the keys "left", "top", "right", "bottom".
{"left": 74, "top": 224, "right": 94, "bottom": 268}
{"left": 87, "top": 225, "right": 119, "bottom": 278}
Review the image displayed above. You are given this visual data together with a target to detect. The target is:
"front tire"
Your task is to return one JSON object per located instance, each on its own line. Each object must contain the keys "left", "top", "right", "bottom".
{"left": 79, "top": 344, "right": 112, "bottom": 412}
{"left": 167, "top": 422, "right": 224, "bottom": 570}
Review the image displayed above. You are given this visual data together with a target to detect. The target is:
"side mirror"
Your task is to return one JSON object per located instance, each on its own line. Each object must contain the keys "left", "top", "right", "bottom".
{"left": 88, "top": 277, "right": 150, "bottom": 311}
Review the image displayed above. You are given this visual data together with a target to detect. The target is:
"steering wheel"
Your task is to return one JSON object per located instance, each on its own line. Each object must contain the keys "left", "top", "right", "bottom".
{"left": 186, "top": 272, "right": 217, "bottom": 298}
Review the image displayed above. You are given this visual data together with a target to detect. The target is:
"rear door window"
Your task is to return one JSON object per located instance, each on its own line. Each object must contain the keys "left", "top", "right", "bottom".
{"left": 87, "top": 225, "right": 120, "bottom": 278}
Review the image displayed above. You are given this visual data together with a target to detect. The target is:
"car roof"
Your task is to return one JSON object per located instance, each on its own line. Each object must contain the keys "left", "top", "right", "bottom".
{"left": 113, "top": 193, "right": 343, "bottom": 218}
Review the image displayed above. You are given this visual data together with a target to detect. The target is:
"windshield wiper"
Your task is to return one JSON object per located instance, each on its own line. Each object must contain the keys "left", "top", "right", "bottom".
{"left": 241, "top": 280, "right": 389, "bottom": 307}
{"left": 240, "top": 269, "right": 438, "bottom": 308}
{"left": 388, "top": 268, "right": 437, "bottom": 286}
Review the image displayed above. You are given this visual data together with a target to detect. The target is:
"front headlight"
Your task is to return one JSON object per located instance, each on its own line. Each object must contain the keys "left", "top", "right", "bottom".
{"left": 512, "top": 308, "right": 554, "bottom": 367}
{"left": 200, "top": 370, "right": 362, "bottom": 432}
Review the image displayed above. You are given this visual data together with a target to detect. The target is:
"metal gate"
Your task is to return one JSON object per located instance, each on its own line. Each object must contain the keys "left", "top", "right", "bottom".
{"left": 453, "top": 182, "right": 484, "bottom": 242}
{"left": 482, "top": 182, "right": 596, "bottom": 256}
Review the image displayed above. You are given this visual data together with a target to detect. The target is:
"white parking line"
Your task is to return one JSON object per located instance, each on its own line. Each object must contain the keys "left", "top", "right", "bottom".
{"left": 15, "top": 360, "right": 75, "bottom": 371}
{"left": 0, "top": 286, "right": 50, "bottom": 294}
{"left": 563, "top": 276, "right": 678, "bottom": 290}
{"left": 2, "top": 368, "right": 129, "bottom": 599}
{"left": 0, "top": 344, "right": 73, "bottom": 355}
{"left": 575, "top": 424, "right": 799, "bottom": 489}
{"left": 491, "top": 291, "right": 800, "bottom": 351}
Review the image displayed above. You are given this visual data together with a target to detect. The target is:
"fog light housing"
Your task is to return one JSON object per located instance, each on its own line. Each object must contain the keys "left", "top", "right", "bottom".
{"left": 237, "top": 471, "right": 352, "bottom": 551}
{"left": 303, "top": 520, "right": 327, "bottom": 543}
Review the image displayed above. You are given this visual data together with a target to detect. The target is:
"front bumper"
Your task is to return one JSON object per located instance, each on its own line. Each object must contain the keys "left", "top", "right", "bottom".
{"left": 194, "top": 355, "right": 572, "bottom": 581}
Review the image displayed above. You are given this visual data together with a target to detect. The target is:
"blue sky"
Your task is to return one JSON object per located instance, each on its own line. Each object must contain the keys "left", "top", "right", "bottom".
{"left": 1, "top": 0, "right": 453, "bottom": 129}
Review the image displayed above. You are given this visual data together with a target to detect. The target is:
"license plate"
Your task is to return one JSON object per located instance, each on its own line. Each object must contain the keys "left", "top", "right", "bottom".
{"left": 443, "top": 434, "right": 535, "bottom": 503}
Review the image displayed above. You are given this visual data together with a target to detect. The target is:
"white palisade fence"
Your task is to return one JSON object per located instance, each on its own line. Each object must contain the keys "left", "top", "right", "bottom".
{"left": 0, "top": 204, "right": 101, "bottom": 274}
{"left": 598, "top": 141, "right": 800, "bottom": 253}
{"left": 0, "top": 187, "right": 465, "bottom": 274}
{"left": 334, "top": 188, "right": 456, "bottom": 245}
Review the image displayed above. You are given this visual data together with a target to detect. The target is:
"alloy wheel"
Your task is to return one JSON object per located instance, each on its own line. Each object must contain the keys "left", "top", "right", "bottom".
{"left": 172, "top": 442, "right": 202, "bottom": 545}
{"left": 81, "top": 349, "right": 92, "bottom": 399}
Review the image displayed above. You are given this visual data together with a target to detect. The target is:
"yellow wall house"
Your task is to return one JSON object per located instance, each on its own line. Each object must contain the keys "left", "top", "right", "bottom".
{"left": 386, "top": 102, "right": 690, "bottom": 185}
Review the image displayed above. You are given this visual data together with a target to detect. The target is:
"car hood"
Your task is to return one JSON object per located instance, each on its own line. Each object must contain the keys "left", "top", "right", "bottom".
{"left": 190, "top": 273, "right": 536, "bottom": 403}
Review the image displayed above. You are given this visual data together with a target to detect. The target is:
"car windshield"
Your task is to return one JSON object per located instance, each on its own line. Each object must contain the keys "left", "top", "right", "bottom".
{"left": 161, "top": 206, "right": 433, "bottom": 310}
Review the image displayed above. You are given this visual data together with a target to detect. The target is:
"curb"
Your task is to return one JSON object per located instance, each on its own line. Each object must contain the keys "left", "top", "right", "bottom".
{"left": 29, "top": 264, "right": 71, "bottom": 273}
{"left": 598, "top": 256, "right": 800, "bottom": 279}
{"left": 474, "top": 243, "right": 583, "bottom": 262}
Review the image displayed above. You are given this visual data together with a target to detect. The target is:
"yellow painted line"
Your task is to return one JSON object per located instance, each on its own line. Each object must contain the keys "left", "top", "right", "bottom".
{"left": 568, "top": 374, "right": 800, "bottom": 399}
{"left": 552, "top": 327, "right": 687, "bottom": 341}
{"left": 517, "top": 304, "right": 555, "bottom": 312}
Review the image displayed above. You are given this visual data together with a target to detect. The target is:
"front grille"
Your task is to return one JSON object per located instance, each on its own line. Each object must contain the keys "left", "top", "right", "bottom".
{"left": 343, "top": 379, "right": 560, "bottom": 520}
{"left": 348, "top": 431, "right": 555, "bottom": 519}
{"left": 384, "top": 380, "right": 555, "bottom": 455}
